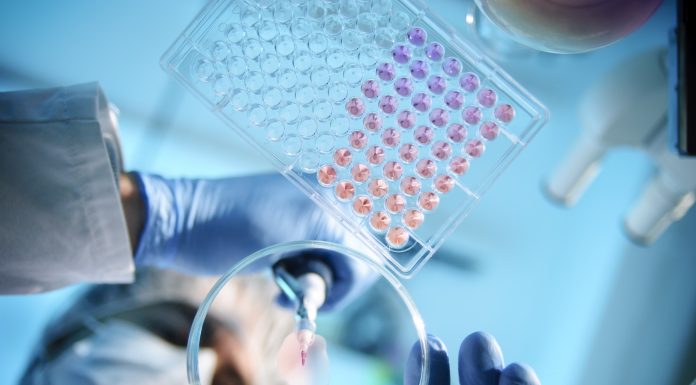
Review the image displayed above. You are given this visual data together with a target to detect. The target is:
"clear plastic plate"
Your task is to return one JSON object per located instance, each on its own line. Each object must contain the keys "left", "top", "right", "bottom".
{"left": 161, "top": 0, "right": 548, "bottom": 277}
{"left": 186, "top": 241, "right": 429, "bottom": 385}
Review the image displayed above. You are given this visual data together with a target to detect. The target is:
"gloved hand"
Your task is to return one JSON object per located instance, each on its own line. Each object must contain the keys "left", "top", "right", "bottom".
{"left": 405, "top": 332, "right": 541, "bottom": 385}
{"left": 131, "top": 172, "right": 374, "bottom": 310}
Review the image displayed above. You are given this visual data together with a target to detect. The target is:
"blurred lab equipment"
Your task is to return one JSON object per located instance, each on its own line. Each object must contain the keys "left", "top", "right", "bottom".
{"left": 473, "top": 0, "right": 663, "bottom": 53}
{"left": 459, "top": 0, "right": 543, "bottom": 63}
{"left": 668, "top": 0, "right": 694, "bottom": 155}
{"left": 546, "top": 48, "right": 696, "bottom": 244}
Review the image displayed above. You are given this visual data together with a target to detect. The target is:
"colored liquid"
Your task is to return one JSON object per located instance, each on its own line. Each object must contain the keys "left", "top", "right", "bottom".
{"left": 475, "top": 0, "right": 662, "bottom": 53}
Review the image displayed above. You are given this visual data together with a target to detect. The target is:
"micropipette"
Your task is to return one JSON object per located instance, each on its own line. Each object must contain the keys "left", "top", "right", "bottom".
{"left": 274, "top": 265, "right": 328, "bottom": 366}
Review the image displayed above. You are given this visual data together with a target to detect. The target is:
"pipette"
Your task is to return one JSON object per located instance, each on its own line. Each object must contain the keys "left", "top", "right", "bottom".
{"left": 274, "top": 264, "right": 328, "bottom": 366}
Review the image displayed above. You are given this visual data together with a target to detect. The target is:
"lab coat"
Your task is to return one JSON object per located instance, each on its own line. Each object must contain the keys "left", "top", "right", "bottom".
{"left": 0, "top": 83, "right": 134, "bottom": 294}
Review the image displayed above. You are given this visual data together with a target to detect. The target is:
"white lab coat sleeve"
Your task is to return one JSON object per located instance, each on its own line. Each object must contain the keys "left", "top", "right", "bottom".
{"left": 0, "top": 83, "right": 134, "bottom": 294}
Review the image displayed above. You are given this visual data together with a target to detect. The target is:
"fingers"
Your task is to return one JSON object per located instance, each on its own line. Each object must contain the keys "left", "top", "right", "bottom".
{"left": 458, "top": 331, "right": 504, "bottom": 385}
{"left": 404, "top": 334, "right": 451, "bottom": 385}
{"left": 404, "top": 332, "right": 540, "bottom": 385}
{"left": 500, "top": 363, "right": 541, "bottom": 385}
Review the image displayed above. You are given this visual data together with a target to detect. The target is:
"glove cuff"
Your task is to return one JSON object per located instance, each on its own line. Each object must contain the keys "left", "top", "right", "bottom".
{"left": 131, "top": 172, "right": 180, "bottom": 269}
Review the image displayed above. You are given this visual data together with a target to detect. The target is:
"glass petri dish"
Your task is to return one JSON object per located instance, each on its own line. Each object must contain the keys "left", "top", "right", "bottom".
{"left": 187, "top": 241, "right": 429, "bottom": 385}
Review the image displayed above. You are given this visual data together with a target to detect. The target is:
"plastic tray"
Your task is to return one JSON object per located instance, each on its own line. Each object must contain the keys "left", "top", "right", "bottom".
{"left": 161, "top": 0, "right": 548, "bottom": 277}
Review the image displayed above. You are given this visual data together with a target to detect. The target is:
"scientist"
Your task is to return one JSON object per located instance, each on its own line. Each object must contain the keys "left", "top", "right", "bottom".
{"left": 1, "top": 83, "right": 539, "bottom": 384}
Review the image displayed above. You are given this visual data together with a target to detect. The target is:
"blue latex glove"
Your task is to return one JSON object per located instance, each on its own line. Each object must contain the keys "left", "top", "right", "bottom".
{"left": 132, "top": 172, "right": 374, "bottom": 310}
{"left": 405, "top": 332, "right": 541, "bottom": 385}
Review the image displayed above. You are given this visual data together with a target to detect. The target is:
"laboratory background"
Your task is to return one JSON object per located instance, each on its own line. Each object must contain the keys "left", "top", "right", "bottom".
{"left": 1, "top": 0, "right": 695, "bottom": 384}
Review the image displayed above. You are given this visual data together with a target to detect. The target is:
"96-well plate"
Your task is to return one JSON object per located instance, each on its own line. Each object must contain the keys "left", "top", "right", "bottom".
{"left": 161, "top": 0, "right": 548, "bottom": 277}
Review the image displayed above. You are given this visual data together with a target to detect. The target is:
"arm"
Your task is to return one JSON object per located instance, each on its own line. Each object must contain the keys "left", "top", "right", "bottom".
{"left": 126, "top": 172, "right": 376, "bottom": 309}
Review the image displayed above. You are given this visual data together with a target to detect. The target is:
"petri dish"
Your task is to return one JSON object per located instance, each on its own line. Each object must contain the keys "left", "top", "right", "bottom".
{"left": 187, "top": 241, "right": 429, "bottom": 385}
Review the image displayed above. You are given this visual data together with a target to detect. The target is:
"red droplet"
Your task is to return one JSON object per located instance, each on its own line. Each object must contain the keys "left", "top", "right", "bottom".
{"left": 301, "top": 350, "right": 307, "bottom": 366}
